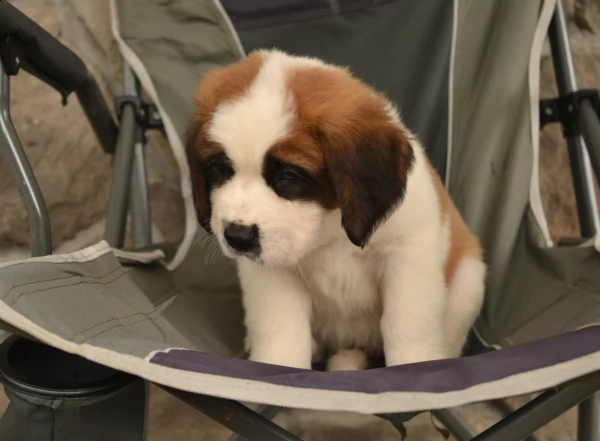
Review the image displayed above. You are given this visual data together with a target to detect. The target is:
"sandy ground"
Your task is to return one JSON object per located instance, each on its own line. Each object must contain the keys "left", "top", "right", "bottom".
{"left": 0, "top": 1, "right": 598, "bottom": 440}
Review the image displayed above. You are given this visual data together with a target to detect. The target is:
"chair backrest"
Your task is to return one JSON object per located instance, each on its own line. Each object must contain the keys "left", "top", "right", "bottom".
{"left": 114, "top": 0, "right": 600, "bottom": 347}
{"left": 225, "top": 0, "right": 453, "bottom": 178}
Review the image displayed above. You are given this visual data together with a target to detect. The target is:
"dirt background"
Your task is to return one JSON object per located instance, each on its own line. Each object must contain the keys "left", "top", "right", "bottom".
{"left": 0, "top": 0, "right": 599, "bottom": 440}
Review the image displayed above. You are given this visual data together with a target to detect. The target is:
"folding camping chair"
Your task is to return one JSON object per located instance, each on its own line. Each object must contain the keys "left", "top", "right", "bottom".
{"left": 0, "top": 0, "right": 599, "bottom": 440}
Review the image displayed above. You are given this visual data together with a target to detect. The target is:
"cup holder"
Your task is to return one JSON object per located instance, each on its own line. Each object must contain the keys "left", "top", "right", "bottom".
{"left": 0, "top": 335, "right": 134, "bottom": 399}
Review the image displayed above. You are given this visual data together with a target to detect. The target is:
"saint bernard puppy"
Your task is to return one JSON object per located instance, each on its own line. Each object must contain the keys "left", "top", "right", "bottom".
{"left": 185, "top": 49, "right": 485, "bottom": 370}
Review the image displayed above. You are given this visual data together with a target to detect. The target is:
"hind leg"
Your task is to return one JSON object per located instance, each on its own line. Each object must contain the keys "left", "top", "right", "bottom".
{"left": 326, "top": 349, "right": 369, "bottom": 371}
{"left": 445, "top": 258, "right": 486, "bottom": 357}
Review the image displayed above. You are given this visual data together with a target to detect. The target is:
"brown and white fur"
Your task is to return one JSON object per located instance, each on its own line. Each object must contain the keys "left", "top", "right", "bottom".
{"left": 185, "top": 49, "right": 485, "bottom": 370}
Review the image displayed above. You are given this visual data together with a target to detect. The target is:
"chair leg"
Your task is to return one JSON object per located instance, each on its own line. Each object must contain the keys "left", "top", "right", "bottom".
{"left": 227, "top": 405, "right": 282, "bottom": 441}
{"left": 433, "top": 409, "right": 477, "bottom": 441}
{"left": 160, "top": 386, "right": 302, "bottom": 441}
{"left": 471, "top": 374, "right": 600, "bottom": 441}
{"left": 378, "top": 411, "right": 422, "bottom": 439}
{"left": 0, "top": 59, "right": 52, "bottom": 257}
{"left": 548, "top": 0, "right": 600, "bottom": 236}
{"left": 578, "top": 393, "right": 599, "bottom": 441}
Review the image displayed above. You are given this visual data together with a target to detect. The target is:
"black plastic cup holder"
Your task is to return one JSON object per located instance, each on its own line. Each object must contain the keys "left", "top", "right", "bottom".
{"left": 0, "top": 335, "right": 134, "bottom": 399}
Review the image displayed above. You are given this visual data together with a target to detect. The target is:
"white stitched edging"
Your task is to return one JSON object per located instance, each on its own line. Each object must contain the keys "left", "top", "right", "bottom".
{"left": 0, "top": 242, "right": 112, "bottom": 270}
{"left": 528, "top": 0, "right": 556, "bottom": 247}
{"left": 0, "top": 241, "right": 165, "bottom": 270}
{"left": 211, "top": 0, "right": 246, "bottom": 59}
{"left": 109, "top": 0, "right": 247, "bottom": 271}
{"left": 112, "top": 248, "right": 165, "bottom": 264}
{"left": 0, "top": 297, "right": 599, "bottom": 414}
{"left": 109, "top": 0, "right": 197, "bottom": 272}
{"left": 445, "top": 0, "right": 459, "bottom": 189}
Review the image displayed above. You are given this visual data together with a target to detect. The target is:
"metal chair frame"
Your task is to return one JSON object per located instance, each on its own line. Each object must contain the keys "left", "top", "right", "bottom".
{"left": 0, "top": 1, "right": 599, "bottom": 440}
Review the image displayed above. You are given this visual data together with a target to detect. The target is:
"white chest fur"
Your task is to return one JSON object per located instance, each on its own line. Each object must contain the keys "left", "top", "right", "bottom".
{"left": 235, "top": 141, "right": 484, "bottom": 370}
{"left": 297, "top": 240, "right": 384, "bottom": 355}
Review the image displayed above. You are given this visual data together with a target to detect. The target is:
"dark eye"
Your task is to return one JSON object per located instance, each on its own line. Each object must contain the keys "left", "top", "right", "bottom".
{"left": 263, "top": 155, "right": 317, "bottom": 200}
{"left": 205, "top": 156, "right": 234, "bottom": 187}
{"left": 276, "top": 170, "right": 300, "bottom": 183}
{"left": 272, "top": 169, "right": 301, "bottom": 193}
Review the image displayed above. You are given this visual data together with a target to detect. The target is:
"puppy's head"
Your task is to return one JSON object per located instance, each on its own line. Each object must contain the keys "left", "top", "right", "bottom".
{"left": 186, "top": 50, "right": 414, "bottom": 267}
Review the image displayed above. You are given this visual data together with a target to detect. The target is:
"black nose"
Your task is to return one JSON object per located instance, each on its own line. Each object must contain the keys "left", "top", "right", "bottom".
{"left": 223, "top": 223, "right": 260, "bottom": 253}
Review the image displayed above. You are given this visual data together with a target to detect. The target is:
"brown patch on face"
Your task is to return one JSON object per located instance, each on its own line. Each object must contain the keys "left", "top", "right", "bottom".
{"left": 286, "top": 65, "right": 415, "bottom": 247}
{"left": 185, "top": 52, "right": 265, "bottom": 231}
{"left": 185, "top": 129, "right": 224, "bottom": 231}
{"left": 192, "top": 51, "right": 264, "bottom": 126}
{"left": 265, "top": 131, "right": 338, "bottom": 209}
{"left": 426, "top": 161, "right": 483, "bottom": 284}
{"left": 269, "top": 133, "right": 324, "bottom": 176}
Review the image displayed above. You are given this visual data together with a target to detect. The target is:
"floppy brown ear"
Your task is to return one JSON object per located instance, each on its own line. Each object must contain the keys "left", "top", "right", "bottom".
{"left": 324, "top": 122, "right": 414, "bottom": 248}
{"left": 185, "top": 120, "right": 213, "bottom": 232}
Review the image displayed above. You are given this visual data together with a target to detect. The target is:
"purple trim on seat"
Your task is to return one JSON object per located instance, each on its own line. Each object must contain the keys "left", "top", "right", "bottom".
{"left": 149, "top": 326, "right": 600, "bottom": 394}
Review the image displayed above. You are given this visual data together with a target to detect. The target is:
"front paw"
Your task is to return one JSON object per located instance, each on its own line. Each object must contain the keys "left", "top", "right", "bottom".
{"left": 249, "top": 346, "right": 312, "bottom": 369}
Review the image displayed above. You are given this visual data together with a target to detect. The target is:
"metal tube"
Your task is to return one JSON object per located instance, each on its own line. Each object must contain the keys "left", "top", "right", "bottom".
{"left": 549, "top": 7, "right": 600, "bottom": 437}
{"left": 104, "top": 104, "right": 136, "bottom": 248}
{"left": 75, "top": 74, "right": 118, "bottom": 154}
{"left": 548, "top": 0, "right": 600, "bottom": 237}
{"left": 580, "top": 100, "right": 600, "bottom": 185}
{"left": 160, "top": 387, "right": 303, "bottom": 441}
{"left": 578, "top": 394, "right": 599, "bottom": 441}
{"left": 550, "top": 1, "right": 579, "bottom": 94}
{"left": 104, "top": 63, "right": 142, "bottom": 248}
{"left": 123, "top": 63, "right": 138, "bottom": 98}
{"left": 124, "top": 64, "right": 152, "bottom": 249}
{"left": 378, "top": 410, "right": 421, "bottom": 438}
{"left": 227, "top": 405, "right": 282, "bottom": 441}
{"left": 471, "top": 374, "right": 600, "bottom": 441}
{"left": 129, "top": 139, "right": 152, "bottom": 249}
{"left": 0, "top": 60, "right": 52, "bottom": 257}
{"left": 433, "top": 409, "right": 477, "bottom": 441}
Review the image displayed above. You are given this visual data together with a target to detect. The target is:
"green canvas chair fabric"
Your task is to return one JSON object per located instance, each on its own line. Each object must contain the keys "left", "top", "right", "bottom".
{"left": 113, "top": 0, "right": 600, "bottom": 346}
{"left": 0, "top": 0, "right": 599, "bottom": 414}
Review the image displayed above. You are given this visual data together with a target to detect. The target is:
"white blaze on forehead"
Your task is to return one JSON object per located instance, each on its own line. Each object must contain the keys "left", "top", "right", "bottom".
{"left": 206, "top": 50, "right": 335, "bottom": 174}
{"left": 207, "top": 52, "right": 293, "bottom": 173}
